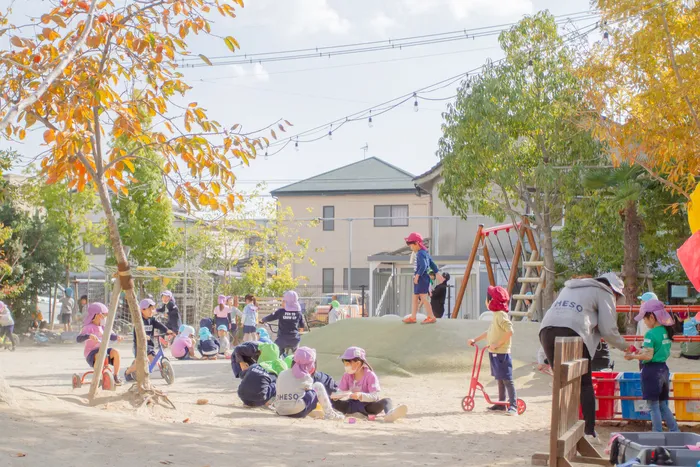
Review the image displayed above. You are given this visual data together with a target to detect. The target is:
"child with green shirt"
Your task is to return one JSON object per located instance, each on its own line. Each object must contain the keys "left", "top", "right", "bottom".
{"left": 624, "top": 299, "right": 679, "bottom": 433}
{"left": 468, "top": 286, "right": 518, "bottom": 416}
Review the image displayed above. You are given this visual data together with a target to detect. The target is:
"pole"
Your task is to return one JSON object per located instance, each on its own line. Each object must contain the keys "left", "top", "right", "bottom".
{"left": 183, "top": 217, "right": 188, "bottom": 325}
{"left": 360, "top": 285, "right": 366, "bottom": 317}
{"left": 347, "top": 219, "right": 353, "bottom": 298}
{"left": 447, "top": 284, "right": 452, "bottom": 320}
{"left": 451, "top": 224, "right": 484, "bottom": 319}
{"left": 88, "top": 282, "right": 122, "bottom": 401}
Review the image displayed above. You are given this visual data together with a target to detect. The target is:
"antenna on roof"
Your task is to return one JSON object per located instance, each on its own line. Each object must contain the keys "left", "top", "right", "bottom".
{"left": 360, "top": 143, "right": 369, "bottom": 160}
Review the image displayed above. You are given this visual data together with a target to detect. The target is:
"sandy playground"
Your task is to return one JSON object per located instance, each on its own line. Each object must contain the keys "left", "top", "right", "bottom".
{"left": 0, "top": 319, "right": 698, "bottom": 467}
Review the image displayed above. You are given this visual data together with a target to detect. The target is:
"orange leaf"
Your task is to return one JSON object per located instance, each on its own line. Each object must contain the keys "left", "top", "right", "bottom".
{"left": 120, "top": 185, "right": 128, "bottom": 196}
{"left": 123, "top": 159, "right": 135, "bottom": 173}
{"left": 10, "top": 36, "right": 24, "bottom": 48}
{"left": 43, "top": 129, "right": 55, "bottom": 143}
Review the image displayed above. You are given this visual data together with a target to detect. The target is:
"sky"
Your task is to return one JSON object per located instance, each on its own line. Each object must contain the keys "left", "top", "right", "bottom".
{"left": 4, "top": 0, "right": 596, "bottom": 197}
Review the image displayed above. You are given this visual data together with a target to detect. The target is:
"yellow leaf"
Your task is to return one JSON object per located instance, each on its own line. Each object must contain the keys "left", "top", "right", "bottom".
{"left": 41, "top": 15, "right": 51, "bottom": 25}
{"left": 212, "top": 181, "right": 220, "bottom": 196}
{"left": 223, "top": 36, "right": 239, "bottom": 52}
{"left": 18, "top": 129, "right": 26, "bottom": 140}
{"left": 120, "top": 186, "right": 128, "bottom": 196}
{"left": 43, "top": 129, "right": 55, "bottom": 144}
{"left": 198, "top": 193, "right": 209, "bottom": 205}
{"left": 198, "top": 54, "right": 212, "bottom": 66}
{"left": 123, "top": 159, "right": 135, "bottom": 173}
{"left": 188, "top": 102, "right": 197, "bottom": 108}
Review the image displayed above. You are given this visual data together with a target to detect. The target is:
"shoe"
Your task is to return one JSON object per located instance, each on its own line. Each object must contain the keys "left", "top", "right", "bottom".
{"left": 402, "top": 316, "right": 417, "bottom": 324}
{"left": 487, "top": 404, "right": 506, "bottom": 411}
{"left": 584, "top": 434, "right": 602, "bottom": 446}
{"left": 505, "top": 407, "right": 518, "bottom": 416}
{"left": 124, "top": 371, "right": 135, "bottom": 382}
{"left": 114, "top": 375, "right": 122, "bottom": 386}
{"left": 383, "top": 404, "right": 408, "bottom": 423}
{"left": 421, "top": 317, "right": 437, "bottom": 325}
{"left": 324, "top": 410, "right": 345, "bottom": 421}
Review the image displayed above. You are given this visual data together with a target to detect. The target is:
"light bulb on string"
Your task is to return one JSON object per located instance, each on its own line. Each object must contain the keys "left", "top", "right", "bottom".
{"left": 295, "top": 138, "right": 299, "bottom": 152}
{"left": 413, "top": 93, "right": 419, "bottom": 112}
{"left": 602, "top": 31, "right": 610, "bottom": 46}
{"left": 368, "top": 110, "right": 373, "bottom": 128}
{"left": 328, "top": 124, "right": 333, "bottom": 140}
{"left": 526, "top": 58, "right": 534, "bottom": 74}
{"left": 264, "top": 151, "right": 268, "bottom": 160}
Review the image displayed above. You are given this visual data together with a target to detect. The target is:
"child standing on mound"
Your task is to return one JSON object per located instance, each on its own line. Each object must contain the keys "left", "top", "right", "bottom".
{"left": 332, "top": 346, "right": 408, "bottom": 422}
{"left": 77, "top": 303, "right": 123, "bottom": 385}
{"left": 468, "top": 286, "right": 518, "bottom": 416}
{"left": 274, "top": 347, "right": 344, "bottom": 420}
{"left": 262, "top": 290, "right": 305, "bottom": 356}
{"left": 625, "top": 299, "right": 679, "bottom": 433}
{"left": 402, "top": 232, "right": 438, "bottom": 325}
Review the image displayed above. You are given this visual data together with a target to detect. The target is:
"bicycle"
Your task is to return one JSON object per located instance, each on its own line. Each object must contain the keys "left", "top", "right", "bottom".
{"left": 125, "top": 334, "right": 175, "bottom": 384}
{"left": 71, "top": 355, "right": 117, "bottom": 391}
{"left": 0, "top": 331, "right": 19, "bottom": 351}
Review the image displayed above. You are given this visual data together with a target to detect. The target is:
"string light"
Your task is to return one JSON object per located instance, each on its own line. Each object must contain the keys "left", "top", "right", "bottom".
{"left": 413, "top": 93, "right": 419, "bottom": 112}
{"left": 328, "top": 124, "right": 333, "bottom": 140}
{"left": 264, "top": 151, "right": 268, "bottom": 160}
{"left": 295, "top": 138, "right": 299, "bottom": 151}
{"left": 526, "top": 58, "right": 534, "bottom": 74}
{"left": 368, "top": 110, "right": 373, "bottom": 128}
{"left": 602, "top": 31, "right": 610, "bottom": 45}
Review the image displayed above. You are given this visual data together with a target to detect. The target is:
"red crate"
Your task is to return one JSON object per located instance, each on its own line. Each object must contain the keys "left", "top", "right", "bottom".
{"left": 579, "top": 371, "right": 619, "bottom": 420}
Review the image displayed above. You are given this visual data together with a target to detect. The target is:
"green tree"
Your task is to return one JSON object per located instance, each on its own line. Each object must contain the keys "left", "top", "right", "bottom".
{"left": 111, "top": 139, "right": 181, "bottom": 268}
{"left": 438, "top": 12, "right": 602, "bottom": 309}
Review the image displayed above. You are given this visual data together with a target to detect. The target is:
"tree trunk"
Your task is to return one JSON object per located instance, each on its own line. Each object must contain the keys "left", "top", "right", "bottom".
{"left": 94, "top": 177, "right": 151, "bottom": 392}
{"left": 540, "top": 224, "right": 556, "bottom": 315}
{"left": 622, "top": 200, "right": 643, "bottom": 332}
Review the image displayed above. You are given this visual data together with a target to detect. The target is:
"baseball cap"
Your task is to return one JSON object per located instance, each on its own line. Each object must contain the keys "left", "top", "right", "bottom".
{"left": 596, "top": 272, "right": 624, "bottom": 295}
{"left": 139, "top": 298, "right": 156, "bottom": 309}
{"left": 637, "top": 292, "right": 658, "bottom": 302}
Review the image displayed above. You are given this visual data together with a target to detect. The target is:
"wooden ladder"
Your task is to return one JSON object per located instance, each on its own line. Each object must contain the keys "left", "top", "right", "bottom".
{"left": 510, "top": 250, "right": 545, "bottom": 320}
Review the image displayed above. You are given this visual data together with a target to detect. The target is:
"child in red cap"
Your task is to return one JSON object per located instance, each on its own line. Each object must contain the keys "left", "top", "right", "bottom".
{"left": 402, "top": 232, "right": 439, "bottom": 325}
{"left": 468, "top": 286, "right": 518, "bottom": 415}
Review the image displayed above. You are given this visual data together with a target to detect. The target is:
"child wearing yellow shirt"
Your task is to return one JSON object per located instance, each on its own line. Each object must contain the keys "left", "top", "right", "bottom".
{"left": 468, "top": 286, "right": 518, "bottom": 416}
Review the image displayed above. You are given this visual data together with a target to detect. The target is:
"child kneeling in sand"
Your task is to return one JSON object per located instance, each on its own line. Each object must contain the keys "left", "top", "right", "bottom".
{"left": 77, "top": 303, "right": 123, "bottom": 385}
{"left": 331, "top": 346, "right": 408, "bottom": 422}
{"left": 468, "top": 285, "right": 519, "bottom": 416}
{"left": 274, "top": 347, "right": 344, "bottom": 420}
{"left": 198, "top": 327, "right": 219, "bottom": 360}
{"left": 238, "top": 342, "right": 287, "bottom": 407}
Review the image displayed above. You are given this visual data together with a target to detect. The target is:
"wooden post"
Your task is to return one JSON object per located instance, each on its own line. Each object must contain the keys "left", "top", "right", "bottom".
{"left": 451, "top": 224, "right": 484, "bottom": 319}
{"left": 482, "top": 242, "right": 496, "bottom": 286}
{"left": 88, "top": 282, "right": 122, "bottom": 402}
{"left": 506, "top": 227, "right": 525, "bottom": 298}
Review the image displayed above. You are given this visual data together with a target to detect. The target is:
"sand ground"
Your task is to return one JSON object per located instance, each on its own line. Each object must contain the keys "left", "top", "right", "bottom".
{"left": 0, "top": 320, "right": 698, "bottom": 467}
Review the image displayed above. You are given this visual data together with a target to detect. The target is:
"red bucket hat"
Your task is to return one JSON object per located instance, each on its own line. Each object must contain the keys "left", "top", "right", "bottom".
{"left": 404, "top": 232, "right": 427, "bottom": 251}
{"left": 487, "top": 286, "right": 510, "bottom": 312}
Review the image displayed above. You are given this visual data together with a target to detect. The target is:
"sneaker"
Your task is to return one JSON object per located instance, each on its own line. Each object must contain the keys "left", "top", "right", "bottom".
{"left": 124, "top": 371, "right": 135, "bottom": 382}
{"left": 584, "top": 434, "right": 602, "bottom": 446}
{"left": 324, "top": 410, "right": 345, "bottom": 421}
{"left": 487, "top": 404, "right": 506, "bottom": 411}
{"left": 505, "top": 407, "right": 518, "bottom": 416}
{"left": 113, "top": 375, "right": 122, "bottom": 386}
{"left": 402, "top": 316, "right": 417, "bottom": 324}
{"left": 383, "top": 404, "right": 408, "bottom": 423}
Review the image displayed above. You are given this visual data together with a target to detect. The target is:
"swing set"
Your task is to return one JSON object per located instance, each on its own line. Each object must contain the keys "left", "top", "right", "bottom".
{"left": 451, "top": 218, "right": 542, "bottom": 319}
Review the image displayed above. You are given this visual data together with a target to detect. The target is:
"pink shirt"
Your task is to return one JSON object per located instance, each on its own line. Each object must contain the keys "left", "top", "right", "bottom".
{"left": 339, "top": 368, "right": 381, "bottom": 394}
{"left": 170, "top": 336, "right": 193, "bottom": 358}
{"left": 213, "top": 305, "right": 230, "bottom": 319}
{"left": 80, "top": 323, "right": 109, "bottom": 358}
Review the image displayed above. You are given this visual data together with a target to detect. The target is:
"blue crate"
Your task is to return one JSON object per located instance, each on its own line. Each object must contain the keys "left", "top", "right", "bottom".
{"left": 617, "top": 372, "right": 651, "bottom": 420}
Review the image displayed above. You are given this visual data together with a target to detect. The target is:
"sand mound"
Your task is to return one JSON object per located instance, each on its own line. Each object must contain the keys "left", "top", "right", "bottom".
{"left": 301, "top": 318, "right": 543, "bottom": 377}
{"left": 0, "top": 375, "right": 16, "bottom": 407}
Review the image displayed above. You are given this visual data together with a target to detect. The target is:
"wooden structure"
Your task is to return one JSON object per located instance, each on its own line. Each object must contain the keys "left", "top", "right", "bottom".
{"left": 532, "top": 337, "right": 609, "bottom": 467}
{"left": 451, "top": 219, "right": 541, "bottom": 319}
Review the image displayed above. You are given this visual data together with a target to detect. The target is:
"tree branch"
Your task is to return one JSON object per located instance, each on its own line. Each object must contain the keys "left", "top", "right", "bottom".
{"left": 636, "top": 161, "right": 690, "bottom": 200}
{"left": 0, "top": 0, "right": 99, "bottom": 134}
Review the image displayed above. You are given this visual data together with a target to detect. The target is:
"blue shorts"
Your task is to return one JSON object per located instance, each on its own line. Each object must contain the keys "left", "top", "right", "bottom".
{"left": 414, "top": 275, "right": 430, "bottom": 295}
{"left": 489, "top": 352, "right": 513, "bottom": 380}
{"left": 641, "top": 362, "right": 670, "bottom": 401}
{"left": 243, "top": 325, "right": 257, "bottom": 334}
{"left": 87, "top": 348, "right": 114, "bottom": 368}
{"left": 286, "top": 390, "right": 318, "bottom": 418}
{"left": 241, "top": 385, "right": 276, "bottom": 407}
{"left": 133, "top": 343, "right": 156, "bottom": 358}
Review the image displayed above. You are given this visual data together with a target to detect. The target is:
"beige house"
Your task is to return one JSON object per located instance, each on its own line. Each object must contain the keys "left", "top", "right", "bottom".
{"left": 271, "top": 157, "right": 430, "bottom": 294}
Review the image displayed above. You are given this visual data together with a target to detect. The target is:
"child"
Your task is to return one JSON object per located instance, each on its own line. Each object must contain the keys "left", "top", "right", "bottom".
{"left": 171, "top": 325, "right": 197, "bottom": 360}
{"left": 213, "top": 295, "right": 232, "bottom": 333}
{"left": 157, "top": 291, "right": 181, "bottom": 333}
{"left": 217, "top": 325, "right": 232, "bottom": 357}
{"left": 262, "top": 290, "right": 305, "bottom": 356}
{"left": 60, "top": 287, "right": 75, "bottom": 332}
{"left": 256, "top": 327, "right": 272, "bottom": 344}
{"left": 233, "top": 294, "right": 258, "bottom": 342}
{"left": 681, "top": 311, "right": 700, "bottom": 360}
{"left": 331, "top": 346, "right": 408, "bottom": 422}
{"left": 328, "top": 300, "right": 342, "bottom": 324}
{"left": 402, "top": 232, "right": 438, "bottom": 325}
{"left": 636, "top": 292, "right": 658, "bottom": 336}
{"left": 237, "top": 342, "right": 287, "bottom": 408}
{"left": 274, "top": 346, "right": 343, "bottom": 420}
{"left": 468, "top": 286, "right": 518, "bottom": 415}
{"left": 232, "top": 341, "right": 260, "bottom": 378}
{"left": 198, "top": 327, "right": 219, "bottom": 360}
{"left": 625, "top": 299, "right": 679, "bottom": 433}
{"left": 76, "top": 303, "right": 123, "bottom": 385}
{"left": 125, "top": 299, "right": 173, "bottom": 381}
{"left": 0, "top": 301, "right": 15, "bottom": 351}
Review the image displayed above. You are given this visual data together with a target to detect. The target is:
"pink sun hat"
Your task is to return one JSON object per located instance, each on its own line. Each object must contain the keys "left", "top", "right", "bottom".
{"left": 634, "top": 299, "right": 675, "bottom": 326}
{"left": 404, "top": 232, "right": 427, "bottom": 251}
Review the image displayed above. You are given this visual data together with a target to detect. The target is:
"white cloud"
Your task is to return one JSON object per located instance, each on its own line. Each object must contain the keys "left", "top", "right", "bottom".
{"left": 369, "top": 12, "right": 398, "bottom": 36}
{"left": 229, "top": 63, "right": 270, "bottom": 82}
{"left": 402, "top": 0, "right": 533, "bottom": 20}
{"left": 289, "top": 0, "right": 351, "bottom": 35}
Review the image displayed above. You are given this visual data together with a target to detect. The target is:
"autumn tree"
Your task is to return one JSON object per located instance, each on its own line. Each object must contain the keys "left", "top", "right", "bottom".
{"left": 438, "top": 12, "right": 602, "bottom": 310}
{"left": 583, "top": 0, "right": 699, "bottom": 198}
{"left": 0, "top": 0, "right": 288, "bottom": 400}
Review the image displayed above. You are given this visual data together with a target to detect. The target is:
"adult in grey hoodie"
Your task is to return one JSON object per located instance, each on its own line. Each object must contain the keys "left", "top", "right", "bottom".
{"left": 539, "top": 273, "right": 630, "bottom": 441}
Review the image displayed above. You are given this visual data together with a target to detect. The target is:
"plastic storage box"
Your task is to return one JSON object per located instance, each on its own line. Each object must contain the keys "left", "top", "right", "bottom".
{"left": 611, "top": 432, "right": 700, "bottom": 466}
{"left": 579, "top": 371, "right": 619, "bottom": 420}
{"left": 672, "top": 373, "right": 700, "bottom": 422}
{"left": 618, "top": 372, "right": 651, "bottom": 420}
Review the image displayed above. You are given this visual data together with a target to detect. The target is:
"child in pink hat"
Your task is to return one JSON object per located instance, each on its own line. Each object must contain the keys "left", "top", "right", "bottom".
{"left": 403, "top": 232, "right": 439, "bottom": 325}
{"left": 76, "top": 302, "right": 124, "bottom": 385}
{"left": 625, "top": 299, "right": 679, "bottom": 433}
{"left": 331, "top": 346, "right": 408, "bottom": 422}
{"left": 261, "top": 290, "right": 306, "bottom": 356}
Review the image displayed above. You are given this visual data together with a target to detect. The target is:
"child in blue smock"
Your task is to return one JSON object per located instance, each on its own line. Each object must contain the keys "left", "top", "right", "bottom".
{"left": 402, "top": 232, "right": 438, "bottom": 325}
{"left": 262, "top": 290, "right": 305, "bottom": 356}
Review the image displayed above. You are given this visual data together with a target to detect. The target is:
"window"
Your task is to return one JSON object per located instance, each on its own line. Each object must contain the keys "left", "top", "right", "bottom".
{"left": 343, "top": 268, "right": 370, "bottom": 290}
{"left": 322, "top": 206, "right": 335, "bottom": 231}
{"left": 374, "top": 205, "right": 409, "bottom": 227}
{"left": 322, "top": 268, "right": 334, "bottom": 294}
